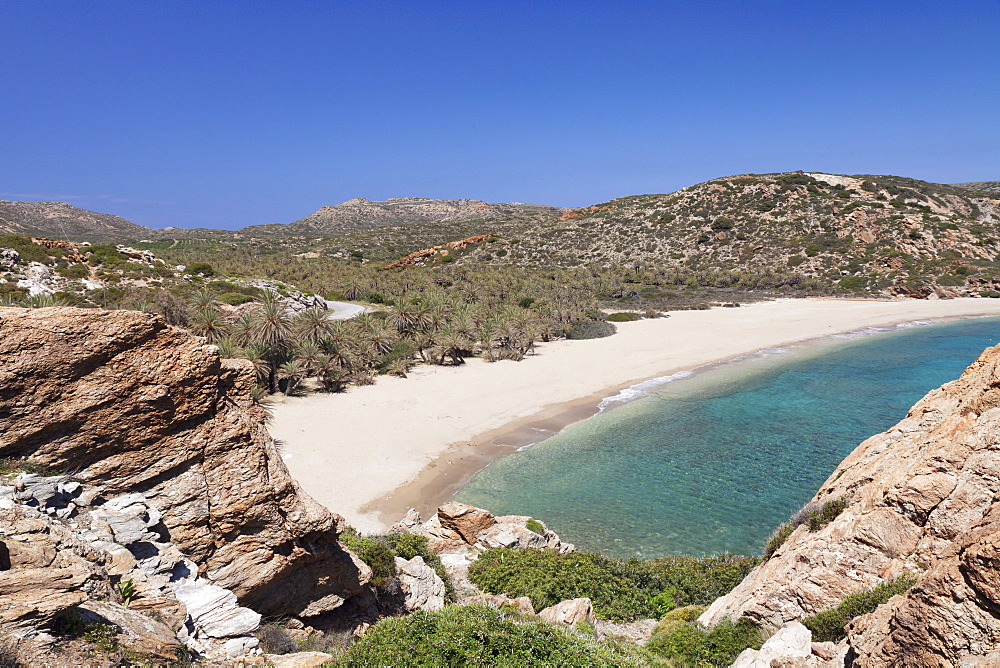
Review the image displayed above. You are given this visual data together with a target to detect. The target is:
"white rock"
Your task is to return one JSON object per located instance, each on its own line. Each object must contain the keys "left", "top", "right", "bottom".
{"left": 172, "top": 583, "right": 261, "bottom": 638}
{"left": 757, "top": 622, "right": 812, "bottom": 664}
{"left": 224, "top": 636, "right": 260, "bottom": 657}
{"left": 538, "top": 598, "right": 595, "bottom": 626}
{"left": 395, "top": 556, "right": 446, "bottom": 612}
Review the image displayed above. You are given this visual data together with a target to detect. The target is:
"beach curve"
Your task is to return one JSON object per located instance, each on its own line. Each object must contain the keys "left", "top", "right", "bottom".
{"left": 268, "top": 297, "right": 1000, "bottom": 533}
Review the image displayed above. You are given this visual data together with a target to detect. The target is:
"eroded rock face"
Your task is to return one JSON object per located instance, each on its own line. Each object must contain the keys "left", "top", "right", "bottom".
{"left": 700, "top": 343, "right": 1000, "bottom": 666}
{"left": 0, "top": 307, "right": 370, "bottom": 618}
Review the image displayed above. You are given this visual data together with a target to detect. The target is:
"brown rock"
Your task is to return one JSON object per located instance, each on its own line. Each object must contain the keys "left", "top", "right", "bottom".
{"left": 0, "top": 307, "right": 370, "bottom": 618}
{"left": 436, "top": 502, "right": 497, "bottom": 544}
{"left": 0, "top": 567, "right": 91, "bottom": 629}
{"left": 77, "top": 600, "right": 181, "bottom": 661}
{"left": 538, "top": 598, "right": 595, "bottom": 626}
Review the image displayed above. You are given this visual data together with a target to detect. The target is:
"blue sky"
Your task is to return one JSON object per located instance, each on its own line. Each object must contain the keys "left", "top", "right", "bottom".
{"left": 2, "top": 1, "right": 997, "bottom": 230}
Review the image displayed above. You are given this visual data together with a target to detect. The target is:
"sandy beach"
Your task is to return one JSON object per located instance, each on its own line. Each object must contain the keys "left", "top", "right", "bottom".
{"left": 269, "top": 297, "right": 1000, "bottom": 533}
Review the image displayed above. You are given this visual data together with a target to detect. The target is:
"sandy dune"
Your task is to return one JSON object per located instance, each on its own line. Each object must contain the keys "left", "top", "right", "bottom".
{"left": 269, "top": 298, "right": 1000, "bottom": 533}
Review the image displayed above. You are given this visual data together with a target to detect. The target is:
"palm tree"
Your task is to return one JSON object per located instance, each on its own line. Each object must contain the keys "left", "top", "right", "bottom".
{"left": 277, "top": 360, "right": 304, "bottom": 395}
{"left": 189, "top": 306, "right": 229, "bottom": 343}
{"left": 250, "top": 293, "right": 292, "bottom": 391}
{"left": 190, "top": 288, "right": 218, "bottom": 309}
{"left": 294, "top": 307, "right": 333, "bottom": 342}
{"left": 294, "top": 339, "right": 323, "bottom": 375}
{"left": 384, "top": 357, "right": 412, "bottom": 378}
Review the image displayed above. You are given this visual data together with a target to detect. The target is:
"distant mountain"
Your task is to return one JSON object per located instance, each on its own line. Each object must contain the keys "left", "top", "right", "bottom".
{"left": 954, "top": 181, "right": 1000, "bottom": 196}
{"left": 241, "top": 197, "right": 566, "bottom": 236}
{"left": 0, "top": 201, "right": 150, "bottom": 241}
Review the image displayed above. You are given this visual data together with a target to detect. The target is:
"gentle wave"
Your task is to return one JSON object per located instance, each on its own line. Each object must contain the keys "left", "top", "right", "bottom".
{"left": 596, "top": 319, "right": 942, "bottom": 412}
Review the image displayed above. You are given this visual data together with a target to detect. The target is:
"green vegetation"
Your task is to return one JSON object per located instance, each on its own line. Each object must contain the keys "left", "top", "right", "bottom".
{"left": 803, "top": 573, "right": 918, "bottom": 641}
{"left": 605, "top": 311, "right": 642, "bottom": 322}
{"left": 340, "top": 604, "right": 660, "bottom": 667}
{"left": 339, "top": 528, "right": 452, "bottom": 598}
{"left": 565, "top": 319, "right": 617, "bottom": 339}
{"left": 468, "top": 547, "right": 759, "bottom": 621}
{"left": 525, "top": 518, "right": 546, "bottom": 534}
{"left": 646, "top": 618, "right": 765, "bottom": 667}
{"left": 764, "top": 498, "right": 848, "bottom": 558}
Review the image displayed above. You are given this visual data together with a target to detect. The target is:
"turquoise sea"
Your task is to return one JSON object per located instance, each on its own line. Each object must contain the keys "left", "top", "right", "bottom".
{"left": 455, "top": 316, "right": 1000, "bottom": 559}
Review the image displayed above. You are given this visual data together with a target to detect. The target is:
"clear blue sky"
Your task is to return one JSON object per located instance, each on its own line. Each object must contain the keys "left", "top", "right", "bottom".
{"left": 2, "top": 1, "right": 997, "bottom": 230}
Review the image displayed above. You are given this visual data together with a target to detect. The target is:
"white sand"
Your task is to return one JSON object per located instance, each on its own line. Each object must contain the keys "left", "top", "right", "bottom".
{"left": 270, "top": 298, "right": 1000, "bottom": 532}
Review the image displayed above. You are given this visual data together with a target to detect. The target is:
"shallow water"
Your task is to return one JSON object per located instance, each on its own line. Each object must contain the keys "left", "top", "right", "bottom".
{"left": 455, "top": 317, "right": 1000, "bottom": 558}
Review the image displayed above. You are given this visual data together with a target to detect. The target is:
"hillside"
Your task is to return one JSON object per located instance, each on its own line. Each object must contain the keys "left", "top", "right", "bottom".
{"left": 243, "top": 197, "right": 564, "bottom": 236}
{"left": 450, "top": 172, "right": 1000, "bottom": 296}
{"left": 955, "top": 180, "right": 1000, "bottom": 196}
{"left": 0, "top": 200, "right": 151, "bottom": 241}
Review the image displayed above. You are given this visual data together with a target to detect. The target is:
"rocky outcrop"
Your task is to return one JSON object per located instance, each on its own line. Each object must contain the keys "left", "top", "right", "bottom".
{"left": 538, "top": 598, "right": 595, "bottom": 627}
{"left": 394, "top": 556, "right": 446, "bottom": 612}
{"left": 0, "top": 307, "right": 370, "bottom": 620}
{"left": 701, "top": 343, "right": 1000, "bottom": 666}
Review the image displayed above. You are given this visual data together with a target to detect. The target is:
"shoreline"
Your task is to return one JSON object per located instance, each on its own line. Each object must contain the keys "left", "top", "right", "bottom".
{"left": 269, "top": 297, "right": 1000, "bottom": 534}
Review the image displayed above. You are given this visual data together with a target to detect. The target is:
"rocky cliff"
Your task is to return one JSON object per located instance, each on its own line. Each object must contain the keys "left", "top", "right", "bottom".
{"left": 700, "top": 342, "right": 1000, "bottom": 666}
{"left": 0, "top": 307, "right": 370, "bottom": 620}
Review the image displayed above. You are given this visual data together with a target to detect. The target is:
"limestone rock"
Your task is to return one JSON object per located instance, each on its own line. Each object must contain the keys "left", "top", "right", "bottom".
{"left": 0, "top": 248, "right": 19, "bottom": 269}
{"left": 0, "top": 307, "right": 370, "bottom": 617}
{"left": 700, "top": 343, "right": 1000, "bottom": 666}
{"left": 394, "top": 556, "right": 446, "bottom": 612}
{"left": 173, "top": 582, "right": 260, "bottom": 638}
{"left": 245, "top": 651, "right": 336, "bottom": 667}
{"left": 537, "top": 598, "right": 595, "bottom": 626}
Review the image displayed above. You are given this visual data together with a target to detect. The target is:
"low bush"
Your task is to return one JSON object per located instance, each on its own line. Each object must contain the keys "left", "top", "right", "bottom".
{"left": 565, "top": 319, "right": 617, "bottom": 339}
{"left": 339, "top": 528, "right": 397, "bottom": 594}
{"left": 763, "top": 522, "right": 794, "bottom": 558}
{"left": 217, "top": 291, "right": 255, "bottom": 305}
{"left": 803, "top": 573, "right": 918, "bottom": 641}
{"left": 605, "top": 311, "right": 642, "bottom": 322}
{"left": 468, "top": 547, "right": 758, "bottom": 622}
{"left": 646, "top": 618, "right": 765, "bottom": 667}
{"left": 807, "top": 499, "right": 848, "bottom": 532}
{"left": 340, "top": 604, "right": 657, "bottom": 667}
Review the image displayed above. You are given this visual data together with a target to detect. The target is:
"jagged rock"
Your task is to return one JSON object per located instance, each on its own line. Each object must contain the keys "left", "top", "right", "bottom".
{"left": 76, "top": 600, "right": 181, "bottom": 661}
{"left": 537, "top": 598, "right": 595, "bottom": 626}
{"left": 437, "top": 502, "right": 497, "bottom": 544}
{"left": 173, "top": 582, "right": 260, "bottom": 638}
{"left": 464, "top": 594, "right": 535, "bottom": 616}
{"left": 477, "top": 518, "right": 549, "bottom": 550}
{"left": 701, "top": 343, "right": 1000, "bottom": 666}
{"left": 0, "top": 307, "right": 370, "bottom": 618}
{"left": 731, "top": 622, "right": 813, "bottom": 667}
{"left": 224, "top": 635, "right": 260, "bottom": 657}
{"left": 0, "top": 248, "right": 19, "bottom": 269}
{"left": 394, "top": 556, "right": 445, "bottom": 612}
{"left": 0, "top": 567, "right": 91, "bottom": 629}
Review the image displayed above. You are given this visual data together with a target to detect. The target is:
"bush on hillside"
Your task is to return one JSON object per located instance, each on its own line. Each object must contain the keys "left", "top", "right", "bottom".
{"left": 338, "top": 529, "right": 452, "bottom": 598}
{"left": 468, "top": 547, "right": 759, "bottom": 622}
{"left": 646, "top": 618, "right": 765, "bottom": 667}
{"left": 339, "top": 604, "right": 657, "bottom": 667}
{"left": 803, "top": 573, "right": 918, "bottom": 641}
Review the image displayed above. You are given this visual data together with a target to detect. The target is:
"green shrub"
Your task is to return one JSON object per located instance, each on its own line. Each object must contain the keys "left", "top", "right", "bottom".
{"left": 807, "top": 499, "right": 848, "bottom": 532}
{"left": 646, "top": 619, "right": 765, "bottom": 667}
{"left": 56, "top": 264, "right": 89, "bottom": 279}
{"left": 803, "top": 574, "right": 918, "bottom": 641}
{"left": 86, "top": 245, "right": 127, "bottom": 268}
{"left": 763, "top": 522, "right": 793, "bottom": 558}
{"left": 711, "top": 217, "right": 735, "bottom": 231}
{"left": 217, "top": 291, "right": 255, "bottom": 305}
{"left": 186, "top": 262, "right": 215, "bottom": 276}
{"left": 468, "top": 548, "right": 758, "bottom": 622}
{"left": 525, "top": 518, "right": 546, "bottom": 535}
{"left": 339, "top": 528, "right": 396, "bottom": 593}
{"left": 565, "top": 319, "right": 617, "bottom": 340}
{"left": 605, "top": 311, "right": 642, "bottom": 322}
{"left": 340, "top": 604, "right": 657, "bottom": 667}
{"left": 0, "top": 234, "right": 54, "bottom": 264}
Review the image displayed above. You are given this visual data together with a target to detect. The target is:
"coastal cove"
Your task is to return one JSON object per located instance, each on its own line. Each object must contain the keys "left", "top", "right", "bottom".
{"left": 456, "top": 316, "right": 1000, "bottom": 557}
{"left": 269, "top": 298, "right": 1000, "bottom": 536}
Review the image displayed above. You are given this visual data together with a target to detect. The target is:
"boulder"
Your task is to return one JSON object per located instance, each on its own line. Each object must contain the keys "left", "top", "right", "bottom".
{"left": 537, "top": 598, "right": 595, "bottom": 627}
{"left": 172, "top": 582, "right": 261, "bottom": 638}
{"left": 0, "top": 248, "right": 19, "bottom": 269}
{"left": 394, "top": 556, "right": 446, "bottom": 612}
{"left": 436, "top": 502, "right": 497, "bottom": 544}
{"left": 76, "top": 600, "right": 182, "bottom": 661}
